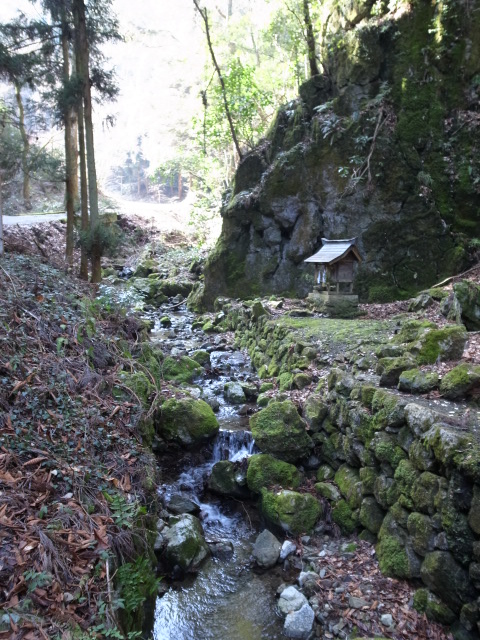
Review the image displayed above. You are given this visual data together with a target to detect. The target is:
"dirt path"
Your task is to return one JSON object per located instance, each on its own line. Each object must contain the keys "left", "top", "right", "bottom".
{"left": 2, "top": 212, "right": 66, "bottom": 226}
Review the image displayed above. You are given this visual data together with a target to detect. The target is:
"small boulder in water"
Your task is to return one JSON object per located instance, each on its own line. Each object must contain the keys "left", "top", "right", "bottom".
{"left": 208, "top": 460, "right": 250, "bottom": 499}
{"left": 167, "top": 494, "right": 200, "bottom": 515}
{"left": 163, "top": 514, "right": 210, "bottom": 572}
{"left": 224, "top": 381, "right": 247, "bottom": 404}
{"left": 252, "top": 529, "right": 281, "bottom": 568}
{"left": 208, "top": 540, "right": 234, "bottom": 561}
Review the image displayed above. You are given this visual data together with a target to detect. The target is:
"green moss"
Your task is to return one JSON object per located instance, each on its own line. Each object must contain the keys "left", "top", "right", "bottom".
{"left": 439, "top": 363, "right": 480, "bottom": 399}
{"left": 373, "top": 434, "right": 406, "bottom": 469}
{"left": 190, "top": 350, "right": 211, "bottom": 366}
{"left": 392, "top": 459, "right": 419, "bottom": 509}
{"left": 331, "top": 499, "right": 357, "bottom": 535}
{"left": 260, "top": 489, "right": 322, "bottom": 534}
{"left": 162, "top": 355, "right": 203, "bottom": 384}
{"left": 246, "top": 454, "right": 301, "bottom": 493}
{"left": 118, "top": 371, "right": 153, "bottom": 406}
{"left": 376, "top": 534, "right": 409, "bottom": 578}
{"left": 415, "top": 325, "right": 467, "bottom": 365}
{"left": 249, "top": 400, "right": 313, "bottom": 462}
{"left": 334, "top": 465, "right": 362, "bottom": 509}
{"left": 157, "top": 397, "right": 219, "bottom": 446}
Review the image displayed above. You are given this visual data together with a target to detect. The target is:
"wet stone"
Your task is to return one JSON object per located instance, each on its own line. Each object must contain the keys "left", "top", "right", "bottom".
{"left": 252, "top": 529, "right": 281, "bottom": 568}
{"left": 166, "top": 494, "right": 200, "bottom": 515}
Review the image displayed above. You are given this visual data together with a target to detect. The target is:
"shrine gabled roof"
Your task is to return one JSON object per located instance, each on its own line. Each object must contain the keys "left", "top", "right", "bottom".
{"left": 304, "top": 238, "right": 361, "bottom": 265}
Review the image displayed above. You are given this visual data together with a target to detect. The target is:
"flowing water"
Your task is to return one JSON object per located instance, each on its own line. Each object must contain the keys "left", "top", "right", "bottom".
{"left": 150, "top": 306, "right": 286, "bottom": 640}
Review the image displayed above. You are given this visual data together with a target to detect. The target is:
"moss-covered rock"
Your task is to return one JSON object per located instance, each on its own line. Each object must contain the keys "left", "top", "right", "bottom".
{"left": 468, "top": 485, "right": 480, "bottom": 535}
{"left": 317, "top": 464, "right": 335, "bottom": 482}
{"left": 359, "top": 497, "right": 385, "bottom": 534}
{"left": 162, "top": 356, "right": 203, "bottom": 384}
{"left": 439, "top": 363, "right": 480, "bottom": 399}
{"left": 391, "top": 459, "right": 419, "bottom": 509}
{"left": 163, "top": 514, "right": 210, "bottom": 572}
{"left": 246, "top": 454, "right": 301, "bottom": 493}
{"left": 411, "top": 472, "right": 446, "bottom": 514}
{"left": 450, "top": 280, "right": 480, "bottom": 330}
{"left": 293, "top": 372, "right": 312, "bottom": 390}
{"left": 303, "top": 395, "right": 328, "bottom": 432}
{"left": 334, "top": 465, "right": 363, "bottom": 509}
{"left": 223, "top": 381, "right": 246, "bottom": 404}
{"left": 117, "top": 370, "right": 153, "bottom": 406}
{"left": 208, "top": 460, "right": 250, "bottom": 499}
{"left": 420, "top": 551, "right": 472, "bottom": 612}
{"left": 413, "top": 588, "right": 456, "bottom": 625}
{"left": 249, "top": 400, "right": 313, "bottom": 462}
{"left": 407, "top": 512, "right": 435, "bottom": 556}
{"left": 315, "top": 482, "right": 341, "bottom": 502}
{"left": 261, "top": 489, "right": 322, "bottom": 534}
{"left": 278, "top": 372, "right": 294, "bottom": 391}
{"left": 156, "top": 397, "right": 219, "bottom": 447}
{"left": 372, "top": 432, "right": 406, "bottom": 469}
{"left": 376, "top": 355, "right": 417, "bottom": 387}
{"left": 331, "top": 499, "right": 358, "bottom": 535}
{"left": 190, "top": 350, "right": 211, "bottom": 367}
{"left": 398, "top": 368, "right": 439, "bottom": 394}
{"left": 413, "top": 325, "right": 467, "bottom": 365}
{"left": 376, "top": 534, "right": 412, "bottom": 579}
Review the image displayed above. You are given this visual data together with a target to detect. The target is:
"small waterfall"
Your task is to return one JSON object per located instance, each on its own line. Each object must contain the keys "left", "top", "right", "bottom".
{"left": 212, "top": 429, "right": 255, "bottom": 463}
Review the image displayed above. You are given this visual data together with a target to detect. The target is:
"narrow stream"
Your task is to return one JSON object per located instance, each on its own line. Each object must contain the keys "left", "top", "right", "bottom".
{"left": 149, "top": 307, "right": 286, "bottom": 640}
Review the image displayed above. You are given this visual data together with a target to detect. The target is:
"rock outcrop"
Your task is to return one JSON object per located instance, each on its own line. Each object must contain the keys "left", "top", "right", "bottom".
{"left": 193, "top": 0, "right": 480, "bottom": 308}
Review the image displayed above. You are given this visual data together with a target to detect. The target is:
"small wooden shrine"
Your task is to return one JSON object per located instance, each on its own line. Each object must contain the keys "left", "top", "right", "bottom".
{"left": 304, "top": 238, "right": 362, "bottom": 293}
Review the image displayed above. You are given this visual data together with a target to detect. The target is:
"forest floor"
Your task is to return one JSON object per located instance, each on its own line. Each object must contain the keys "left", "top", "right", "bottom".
{"left": 0, "top": 216, "right": 476, "bottom": 640}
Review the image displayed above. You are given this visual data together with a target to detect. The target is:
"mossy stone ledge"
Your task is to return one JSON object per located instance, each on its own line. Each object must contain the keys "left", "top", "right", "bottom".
{"left": 246, "top": 453, "right": 301, "bottom": 493}
{"left": 261, "top": 489, "right": 322, "bottom": 535}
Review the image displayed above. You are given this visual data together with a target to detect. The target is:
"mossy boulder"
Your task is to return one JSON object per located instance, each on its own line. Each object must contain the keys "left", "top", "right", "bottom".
{"left": 246, "top": 454, "right": 301, "bottom": 493}
{"left": 249, "top": 400, "right": 313, "bottom": 462}
{"left": 450, "top": 280, "right": 480, "bottom": 330}
{"left": 334, "top": 465, "right": 363, "bottom": 509}
{"left": 315, "top": 482, "right": 341, "bottom": 502}
{"left": 331, "top": 499, "right": 358, "bottom": 534}
{"left": 411, "top": 472, "right": 446, "bottom": 514}
{"left": 413, "top": 588, "right": 456, "bottom": 625}
{"left": 398, "top": 368, "right": 439, "bottom": 394}
{"left": 162, "top": 356, "right": 203, "bottom": 384}
{"left": 223, "top": 381, "right": 246, "bottom": 404}
{"left": 439, "top": 363, "right": 480, "bottom": 399}
{"left": 131, "top": 277, "right": 168, "bottom": 304}
{"left": 261, "top": 489, "right": 322, "bottom": 534}
{"left": 278, "top": 372, "right": 294, "bottom": 391}
{"left": 420, "top": 551, "right": 472, "bottom": 612}
{"left": 303, "top": 395, "right": 328, "bottom": 431}
{"left": 359, "top": 497, "right": 385, "bottom": 534}
{"left": 208, "top": 460, "right": 250, "bottom": 499}
{"left": 372, "top": 432, "right": 407, "bottom": 469}
{"left": 413, "top": 325, "right": 467, "bottom": 365}
{"left": 376, "top": 527, "right": 420, "bottom": 579}
{"left": 376, "top": 355, "right": 417, "bottom": 387}
{"left": 293, "top": 372, "right": 312, "bottom": 390}
{"left": 317, "top": 464, "right": 335, "bottom": 482}
{"left": 163, "top": 514, "right": 210, "bottom": 572}
{"left": 407, "top": 512, "right": 435, "bottom": 556}
{"left": 191, "top": 350, "right": 211, "bottom": 367}
{"left": 156, "top": 398, "right": 219, "bottom": 447}
{"left": 257, "top": 392, "right": 271, "bottom": 407}
{"left": 117, "top": 370, "right": 153, "bottom": 406}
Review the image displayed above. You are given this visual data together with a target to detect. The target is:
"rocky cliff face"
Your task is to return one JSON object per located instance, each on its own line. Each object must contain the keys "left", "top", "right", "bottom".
{"left": 194, "top": 0, "right": 480, "bottom": 309}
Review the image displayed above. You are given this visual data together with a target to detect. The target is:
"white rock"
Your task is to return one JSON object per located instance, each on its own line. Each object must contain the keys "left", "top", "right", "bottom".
{"left": 280, "top": 540, "right": 297, "bottom": 561}
{"left": 284, "top": 602, "right": 315, "bottom": 639}
{"left": 278, "top": 586, "right": 308, "bottom": 616}
{"left": 381, "top": 613, "right": 394, "bottom": 627}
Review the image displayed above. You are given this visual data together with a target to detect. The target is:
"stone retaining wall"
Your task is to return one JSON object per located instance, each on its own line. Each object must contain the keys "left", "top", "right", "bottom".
{"left": 224, "top": 301, "right": 480, "bottom": 635}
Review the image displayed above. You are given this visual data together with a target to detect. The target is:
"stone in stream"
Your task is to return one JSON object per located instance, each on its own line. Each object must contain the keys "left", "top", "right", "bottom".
{"left": 252, "top": 529, "right": 281, "bottom": 568}
{"left": 223, "top": 381, "right": 247, "bottom": 404}
{"left": 208, "top": 540, "right": 234, "bottom": 561}
{"left": 208, "top": 460, "right": 250, "bottom": 499}
{"left": 278, "top": 586, "right": 308, "bottom": 615}
{"left": 163, "top": 513, "right": 210, "bottom": 572}
{"left": 155, "top": 397, "right": 219, "bottom": 447}
{"left": 166, "top": 494, "right": 200, "bottom": 515}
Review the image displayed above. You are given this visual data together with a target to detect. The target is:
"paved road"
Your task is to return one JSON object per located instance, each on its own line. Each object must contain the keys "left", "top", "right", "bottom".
{"left": 3, "top": 213, "right": 66, "bottom": 226}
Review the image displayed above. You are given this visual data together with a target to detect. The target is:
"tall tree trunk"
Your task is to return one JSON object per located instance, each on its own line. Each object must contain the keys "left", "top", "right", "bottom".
{"left": 14, "top": 81, "right": 32, "bottom": 211}
{"left": 74, "top": 0, "right": 101, "bottom": 284}
{"left": 74, "top": 4, "right": 89, "bottom": 281}
{"left": 303, "top": 0, "right": 319, "bottom": 77}
{"left": 0, "top": 170, "right": 4, "bottom": 257}
{"left": 62, "top": 16, "right": 75, "bottom": 267}
{"left": 193, "top": 0, "right": 243, "bottom": 161}
{"left": 77, "top": 100, "right": 89, "bottom": 280}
